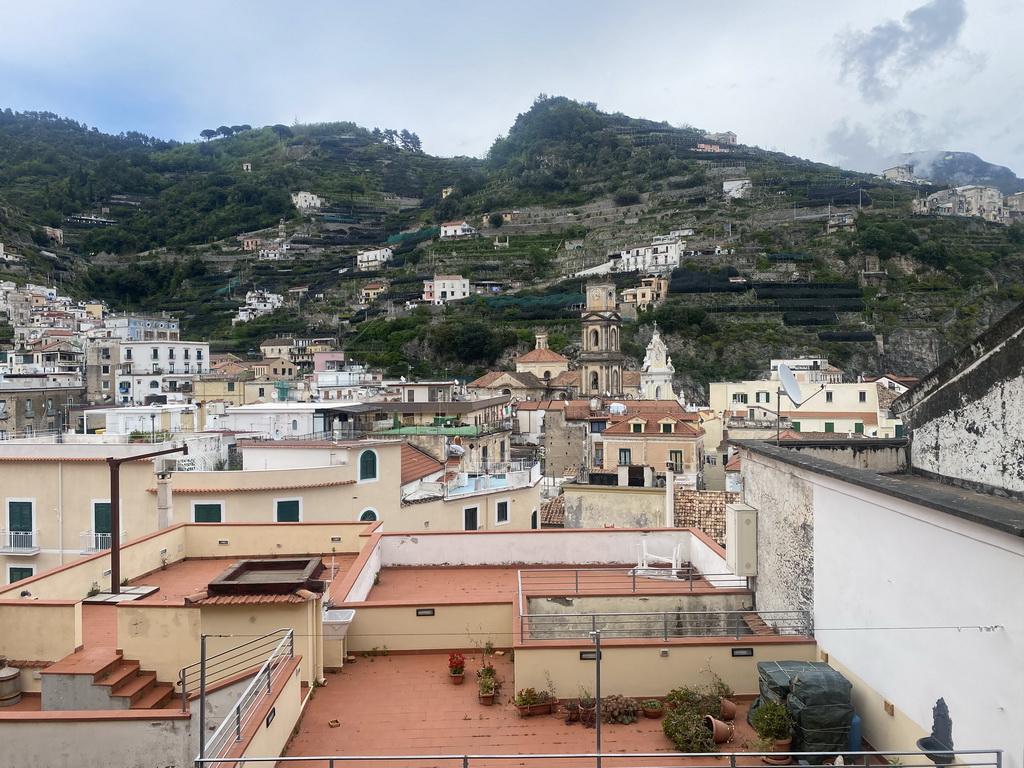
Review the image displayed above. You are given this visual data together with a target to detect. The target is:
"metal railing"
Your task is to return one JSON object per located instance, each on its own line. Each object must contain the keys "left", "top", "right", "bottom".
{"left": 178, "top": 628, "right": 293, "bottom": 713}
{"left": 194, "top": 749, "right": 1002, "bottom": 768}
{"left": 519, "top": 567, "right": 748, "bottom": 598}
{"left": 79, "top": 529, "right": 126, "bottom": 553}
{"left": 519, "top": 608, "right": 812, "bottom": 642}
{"left": 0, "top": 529, "right": 39, "bottom": 553}
{"left": 199, "top": 628, "right": 295, "bottom": 764}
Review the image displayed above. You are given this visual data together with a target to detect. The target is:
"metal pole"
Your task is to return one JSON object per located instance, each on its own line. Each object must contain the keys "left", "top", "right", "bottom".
{"left": 590, "top": 629, "right": 602, "bottom": 768}
{"left": 199, "top": 634, "right": 207, "bottom": 760}
{"left": 108, "top": 458, "right": 121, "bottom": 593}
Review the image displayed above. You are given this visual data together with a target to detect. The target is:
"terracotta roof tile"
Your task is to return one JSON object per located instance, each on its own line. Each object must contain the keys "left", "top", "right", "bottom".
{"left": 725, "top": 454, "right": 741, "bottom": 471}
{"left": 516, "top": 348, "right": 568, "bottom": 363}
{"left": 151, "top": 479, "right": 356, "bottom": 493}
{"left": 540, "top": 495, "right": 564, "bottom": 526}
{"left": 673, "top": 490, "right": 740, "bottom": 545}
{"left": 192, "top": 594, "right": 311, "bottom": 605}
{"left": 402, "top": 442, "right": 444, "bottom": 484}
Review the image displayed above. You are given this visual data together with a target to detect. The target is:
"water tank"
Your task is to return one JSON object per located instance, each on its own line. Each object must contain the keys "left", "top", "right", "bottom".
{"left": 0, "top": 659, "right": 22, "bottom": 707}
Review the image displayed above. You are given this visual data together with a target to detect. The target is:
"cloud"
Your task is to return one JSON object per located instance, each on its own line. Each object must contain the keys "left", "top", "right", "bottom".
{"left": 838, "top": 0, "right": 967, "bottom": 102}
{"left": 826, "top": 110, "right": 954, "bottom": 172}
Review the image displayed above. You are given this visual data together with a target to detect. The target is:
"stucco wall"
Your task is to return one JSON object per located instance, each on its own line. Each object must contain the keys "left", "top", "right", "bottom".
{"left": 740, "top": 449, "right": 815, "bottom": 615}
{"left": 562, "top": 485, "right": 666, "bottom": 528}
{"left": 118, "top": 604, "right": 201, "bottom": 685}
{"left": 812, "top": 474, "right": 1024, "bottom": 764}
{"left": 343, "top": 602, "right": 513, "bottom": 654}
{"left": 513, "top": 641, "right": 816, "bottom": 701}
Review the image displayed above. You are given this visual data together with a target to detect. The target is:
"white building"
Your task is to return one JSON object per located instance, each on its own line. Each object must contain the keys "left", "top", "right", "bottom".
{"left": 913, "top": 185, "right": 1005, "bottom": 223}
{"left": 115, "top": 340, "right": 210, "bottom": 405}
{"left": 290, "top": 191, "right": 323, "bottom": 211}
{"left": 439, "top": 221, "right": 478, "bottom": 239}
{"left": 723, "top": 178, "right": 752, "bottom": 199}
{"left": 234, "top": 290, "right": 284, "bottom": 325}
{"left": 639, "top": 327, "right": 676, "bottom": 401}
{"left": 423, "top": 275, "right": 469, "bottom": 305}
{"left": 610, "top": 235, "right": 686, "bottom": 273}
{"left": 356, "top": 246, "right": 394, "bottom": 271}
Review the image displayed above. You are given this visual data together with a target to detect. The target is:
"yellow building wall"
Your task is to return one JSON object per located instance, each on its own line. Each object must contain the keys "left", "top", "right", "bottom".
{"left": 514, "top": 640, "right": 817, "bottom": 701}
{"left": 0, "top": 601, "right": 81, "bottom": 690}
{"left": 239, "top": 658, "right": 304, "bottom": 761}
{"left": 395, "top": 483, "right": 542, "bottom": 532}
{"left": 182, "top": 522, "right": 367, "bottom": 558}
{"left": 118, "top": 604, "right": 201, "bottom": 686}
{"left": 344, "top": 603, "right": 513, "bottom": 654}
{"left": 0, "top": 460, "right": 157, "bottom": 580}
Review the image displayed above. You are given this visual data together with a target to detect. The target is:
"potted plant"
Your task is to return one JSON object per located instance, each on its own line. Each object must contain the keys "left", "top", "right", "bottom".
{"left": 513, "top": 687, "right": 554, "bottom": 717}
{"left": 641, "top": 698, "right": 664, "bottom": 719}
{"left": 662, "top": 704, "right": 718, "bottom": 753}
{"left": 448, "top": 652, "right": 466, "bottom": 684}
{"left": 478, "top": 674, "right": 496, "bottom": 705}
{"left": 751, "top": 700, "right": 795, "bottom": 765}
{"left": 601, "top": 694, "right": 641, "bottom": 725}
{"left": 708, "top": 672, "right": 737, "bottom": 720}
{"left": 563, "top": 699, "right": 581, "bottom": 722}
{"left": 577, "top": 685, "right": 597, "bottom": 726}
{"left": 477, "top": 662, "right": 498, "bottom": 685}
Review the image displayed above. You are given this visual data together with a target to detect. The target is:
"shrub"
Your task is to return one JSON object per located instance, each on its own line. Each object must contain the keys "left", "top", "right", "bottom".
{"left": 601, "top": 694, "right": 640, "bottom": 725}
{"left": 662, "top": 705, "right": 718, "bottom": 752}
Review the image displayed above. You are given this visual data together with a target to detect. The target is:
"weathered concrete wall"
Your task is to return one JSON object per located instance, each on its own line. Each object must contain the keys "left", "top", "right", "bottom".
{"left": 542, "top": 412, "right": 587, "bottom": 478}
{"left": 0, "top": 715, "right": 192, "bottom": 768}
{"left": 740, "top": 448, "right": 815, "bottom": 615}
{"left": 781, "top": 442, "right": 908, "bottom": 473}
{"left": 562, "top": 485, "right": 666, "bottom": 528}
{"left": 896, "top": 299, "right": 1024, "bottom": 498}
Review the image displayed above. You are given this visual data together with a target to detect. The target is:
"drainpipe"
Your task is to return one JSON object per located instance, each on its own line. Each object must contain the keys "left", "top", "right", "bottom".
{"left": 664, "top": 461, "right": 674, "bottom": 527}
{"left": 57, "top": 461, "right": 64, "bottom": 566}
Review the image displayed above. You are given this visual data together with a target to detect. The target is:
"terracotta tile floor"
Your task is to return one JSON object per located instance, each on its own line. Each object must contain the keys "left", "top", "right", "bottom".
{"left": 283, "top": 652, "right": 767, "bottom": 768}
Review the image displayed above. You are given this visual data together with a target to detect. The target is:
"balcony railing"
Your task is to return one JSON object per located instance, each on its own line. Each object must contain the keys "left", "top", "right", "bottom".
{"left": 79, "top": 529, "right": 126, "bottom": 554}
{"left": 0, "top": 529, "right": 40, "bottom": 555}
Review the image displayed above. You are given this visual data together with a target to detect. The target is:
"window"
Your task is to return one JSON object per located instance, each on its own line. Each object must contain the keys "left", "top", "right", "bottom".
{"left": 732, "top": 393, "right": 748, "bottom": 404}
{"left": 227, "top": 382, "right": 235, "bottom": 392}
{"left": 590, "top": 421, "right": 606, "bottom": 433}
{"left": 8, "top": 565, "right": 34, "bottom": 584}
{"left": 193, "top": 502, "right": 223, "bottom": 523}
{"left": 101, "top": 365, "right": 110, "bottom": 374}
{"left": 258, "top": 387, "right": 265, "bottom": 397}
{"left": 463, "top": 506, "right": 479, "bottom": 531}
{"left": 151, "top": 348, "right": 159, "bottom": 360}
{"left": 93, "top": 501, "right": 111, "bottom": 550}
{"left": 589, "top": 371, "right": 599, "bottom": 390}
{"left": 632, "top": 423, "right": 643, "bottom": 433}
{"left": 824, "top": 422, "right": 835, "bottom": 433}
{"left": 184, "top": 349, "right": 190, "bottom": 360}
{"left": 291, "top": 420, "right": 298, "bottom": 432}
{"left": 496, "top": 500, "right": 509, "bottom": 525}
{"left": 359, "top": 509, "right": 378, "bottom": 522}
{"left": 275, "top": 499, "right": 300, "bottom": 522}
{"left": 359, "top": 450, "right": 378, "bottom": 480}
{"left": 197, "top": 351, "right": 203, "bottom": 361}
{"left": 895, "top": 424, "right": 905, "bottom": 437}
{"left": 102, "top": 381, "right": 109, "bottom": 390}
{"left": 662, "top": 423, "right": 673, "bottom": 434}
{"left": 825, "top": 391, "right": 833, "bottom": 403}
{"left": 859, "top": 391, "right": 867, "bottom": 403}
{"left": 791, "top": 421, "right": 800, "bottom": 432}
{"left": 756, "top": 391, "right": 771, "bottom": 403}
{"left": 24, "top": 399, "right": 33, "bottom": 418}
{"left": 126, "top": 349, "right": 132, "bottom": 361}
{"left": 618, "top": 448, "right": 631, "bottom": 465}
{"left": 594, "top": 448, "right": 604, "bottom": 467}
{"left": 8, "top": 501, "right": 33, "bottom": 542}
{"left": 101, "top": 347, "right": 110, "bottom": 360}
{"left": 854, "top": 423, "right": 864, "bottom": 434}
{"left": 669, "top": 450, "right": 683, "bottom": 472}
{"left": 168, "top": 349, "right": 174, "bottom": 360}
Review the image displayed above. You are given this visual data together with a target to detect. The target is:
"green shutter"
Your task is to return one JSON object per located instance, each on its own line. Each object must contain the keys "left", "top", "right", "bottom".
{"left": 791, "top": 421, "right": 800, "bottom": 432}
{"left": 194, "top": 503, "right": 222, "bottom": 523}
{"left": 895, "top": 424, "right": 904, "bottom": 437}
{"left": 8, "top": 501, "right": 32, "bottom": 532}
{"left": 94, "top": 503, "right": 111, "bottom": 534}
{"left": 276, "top": 500, "right": 300, "bottom": 522}
{"left": 854, "top": 423, "right": 864, "bottom": 434}
{"left": 824, "top": 422, "right": 835, "bottom": 433}
{"left": 9, "top": 566, "right": 33, "bottom": 583}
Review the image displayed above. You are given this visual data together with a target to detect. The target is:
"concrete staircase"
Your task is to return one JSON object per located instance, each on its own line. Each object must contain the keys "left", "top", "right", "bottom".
{"left": 40, "top": 647, "right": 177, "bottom": 711}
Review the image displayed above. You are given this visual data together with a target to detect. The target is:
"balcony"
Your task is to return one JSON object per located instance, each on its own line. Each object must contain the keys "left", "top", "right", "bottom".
{"left": 0, "top": 529, "right": 40, "bottom": 555}
{"left": 79, "top": 529, "right": 126, "bottom": 554}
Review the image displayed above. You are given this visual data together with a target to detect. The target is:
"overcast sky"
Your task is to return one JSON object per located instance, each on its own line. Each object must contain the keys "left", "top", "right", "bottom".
{"left": 3, "top": 0, "right": 1021, "bottom": 174}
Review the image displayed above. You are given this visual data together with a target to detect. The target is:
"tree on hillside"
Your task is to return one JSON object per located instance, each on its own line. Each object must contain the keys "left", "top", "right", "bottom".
{"left": 216, "top": 125, "right": 234, "bottom": 138}
{"left": 200, "top": 129, "right": 217, "bottom": 141}
{"left": 230, "top": 125, "right": 244, "bottom": 134}
{"left": 271, "top": 124, "right": 294, "bottom": 142}
{"left": 399, "top": 129, "right": 422, "bottom": 153}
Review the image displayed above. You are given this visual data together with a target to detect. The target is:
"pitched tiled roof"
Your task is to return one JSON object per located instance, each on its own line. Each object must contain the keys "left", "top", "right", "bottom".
{"left": 466, "top": 371, "right": 505, "bottom": 388}
{"left": 540, "top": 495, "right": 564, "bottom": 527}
{"left": 550, "top": 371, "right": 579, "bottom": 387}
{"left": 724, "top": 454, "right": 741, "bottom": 471}
{"left": 622, "top": 371, "right": 641, "bottom": 386}
{"left": 402, "top": 442, "right": 444, "bottom": 484}
{"left": 601, "top": 415, "right": 703, "bottom": 437}
{"left": 152, "top": 479, "right": 355, "bottom": 493}
{"left": 188, "top": 593, "right": 312, "bottom": 605}
{"left": 517, "top": 348, "right": 568, "bottom": 364}
{"left": 674, "top": 490, "right": 740, "bottom": 545}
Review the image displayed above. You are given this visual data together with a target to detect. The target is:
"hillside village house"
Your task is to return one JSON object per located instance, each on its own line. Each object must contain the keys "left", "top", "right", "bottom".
{"left": 359, "top": 281, "right": 388, "bottom": 304}
{"left": 114, "top": 339, "right": 210, "bottom": 405}
{"left": 289, "top": 190, "right": 323, "bottom": 211}
{"left": 913, "top": 184, "right": 1005, "bottom": 222}
{"left": 422, "top": 274, "right": 469, "bottom": 305}
{"left": 356, "top": 246, "right": 393, "bottom": 270}
{"left": 438, "top": 220, "right": 478, "bottom": 238}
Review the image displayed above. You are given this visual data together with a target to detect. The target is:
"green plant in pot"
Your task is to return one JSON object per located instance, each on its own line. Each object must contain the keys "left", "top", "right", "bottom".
{"left": 751, "top": 700, "right": 795, "bottom": 764}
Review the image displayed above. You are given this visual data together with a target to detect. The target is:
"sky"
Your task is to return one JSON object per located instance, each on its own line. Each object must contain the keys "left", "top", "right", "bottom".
{"left": 3, "top": 0, "right": 1022, "bottom": 175}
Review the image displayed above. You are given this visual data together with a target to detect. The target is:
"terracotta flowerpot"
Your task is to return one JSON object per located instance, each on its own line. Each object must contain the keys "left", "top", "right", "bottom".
{"left": 479, "top": 693, "right": 494, "bottom": 706}
{"left": 642, "top": 704, "right": 664, "bottom": 719}
{"left": 704, "top": 714, "right": 735, "bottom": 743}
{"left": 450, "top": 673, "right": 464, "bottom": 685}
{"left": 719, "top": 697, "right": 737, "bottom": 721}
{"left": 516, "top": 701, "right": 553, "bottom": 717}
{"left": 762, "top": 737, "right": 794, "bottom": 765}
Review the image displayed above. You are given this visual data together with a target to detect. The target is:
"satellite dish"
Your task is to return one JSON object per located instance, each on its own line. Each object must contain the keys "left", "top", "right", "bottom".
{"left": 778, "top": 363, "right": 804, "bottom": 405}
{"left": 271, "top": 391, "right": 278, "bottom": 400}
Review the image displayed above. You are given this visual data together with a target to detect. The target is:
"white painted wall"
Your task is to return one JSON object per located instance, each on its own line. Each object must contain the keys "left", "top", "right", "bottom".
{"left": 811, "top": 474, "right": 1023, "bottom": 765}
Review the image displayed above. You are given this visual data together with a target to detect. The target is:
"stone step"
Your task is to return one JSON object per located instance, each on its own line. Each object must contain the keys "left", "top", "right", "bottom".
{"left": 131, "top": 681, "right": 175, "bottom": 710}
{"left": 96, "top": 659, "right": 141, "bottom": 689}
{"left": 111, "top": 670, "right": 157, "bottom": 706}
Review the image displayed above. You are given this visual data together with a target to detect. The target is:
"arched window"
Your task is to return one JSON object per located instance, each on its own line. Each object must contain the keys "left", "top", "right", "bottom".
{"left": 612, "top": 370, "right": 620, "bottom": 394}
{"left": 590, "top": 371, "right": 599, "bottom": 391}
{"left": 543, "top": 370, "right": 551, "bottom": 380}
{"left": 291, "top": 420, "right": 298, "bottom": 431}
{"left": 655, "top": 385, "right": 663, "bottom": 399}
{"left": 359, "top": 450, "right": 378, "bottom": 480}
{"left": 359, "top": 509, "right": 378, "bottom": 522}
{"left": 590, "top": 329, "right": 599, "bottom": 348}
{"left": 149, "top": 381, "right": 159, "bottom": 389}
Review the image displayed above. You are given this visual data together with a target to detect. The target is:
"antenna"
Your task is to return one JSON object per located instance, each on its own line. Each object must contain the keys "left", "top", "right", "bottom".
{"left": 778, "top": 364, "right": 804, "bottom": 405}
